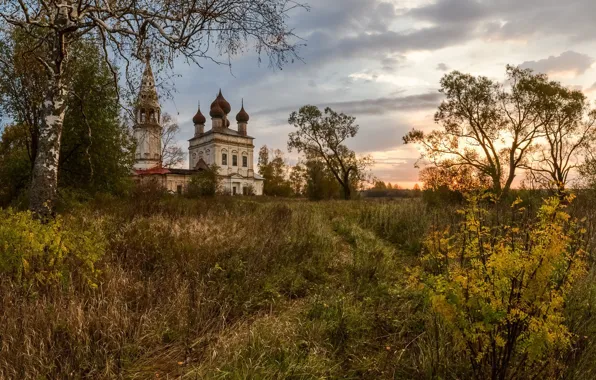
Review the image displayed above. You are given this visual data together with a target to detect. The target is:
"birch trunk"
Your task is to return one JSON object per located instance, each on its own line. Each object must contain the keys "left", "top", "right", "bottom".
{"left": 29, "top": 74, "right": 66, "bottom": 219}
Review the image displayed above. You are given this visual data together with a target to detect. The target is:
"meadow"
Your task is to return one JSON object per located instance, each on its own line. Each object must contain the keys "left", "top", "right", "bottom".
{"left": 1, "top": 193, "right": 595, "bottom": 379}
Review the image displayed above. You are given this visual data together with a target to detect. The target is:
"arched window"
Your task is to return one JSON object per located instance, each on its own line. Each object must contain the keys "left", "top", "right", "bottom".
{"left": 140, "top": 109, "right": 146, "bottom": 123}
{"left": 242, "top": 152, "right": 248, "bottom": 168}
{"left": 149, "top": 109, "right": 155, "bottom": 122}
{"left": 221, "top": 153, "right": 228, "bottom": 166}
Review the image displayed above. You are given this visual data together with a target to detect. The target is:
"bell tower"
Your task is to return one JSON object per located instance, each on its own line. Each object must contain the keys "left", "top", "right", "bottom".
{"left": 133, "top": 55, "right": 162, "bottom": 170}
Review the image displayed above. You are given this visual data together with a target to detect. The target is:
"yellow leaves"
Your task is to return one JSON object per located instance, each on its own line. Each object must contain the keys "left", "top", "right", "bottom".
{"left": 22, "top": 258, "right": 29, "bottom": 274}
{"left": 419, "top": 196, "right": 587, "bottom": 375}
{"left": 0, "top": 208, "right": 104, "bottom": 289}
{"left": 453, "top": 274, "right": 468, "bottom": 287}
{"left": 511, "top": 196, "right": 524, "bottom": 208}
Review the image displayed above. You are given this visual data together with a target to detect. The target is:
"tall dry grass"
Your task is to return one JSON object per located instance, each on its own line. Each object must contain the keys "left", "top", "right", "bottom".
{"left": 0, "top": 194, "right": 595, "bottom": 379}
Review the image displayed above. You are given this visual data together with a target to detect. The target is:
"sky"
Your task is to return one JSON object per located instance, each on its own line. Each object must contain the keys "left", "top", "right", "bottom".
{"left": 159, "top": 0, "right": 596, "bottom": 189}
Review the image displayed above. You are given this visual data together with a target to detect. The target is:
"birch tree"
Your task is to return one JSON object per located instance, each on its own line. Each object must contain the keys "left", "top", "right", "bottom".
{"left": 0, "top": 0, "right": 305, "bottom": 218}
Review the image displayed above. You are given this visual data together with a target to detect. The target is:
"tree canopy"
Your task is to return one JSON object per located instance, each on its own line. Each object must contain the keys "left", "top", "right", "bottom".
{"left": 0, "top": 0, "right": 305, "bottom": 218}
{"left": 0, "top": 35, "right": 134, "bottom": 206}
{"left": 288, "top": 105, "right": 373, "bottom": 200}
{"left": 404, "top": 65, "right": 595, "bottom": 197}
{"left": 258, "top": 145, "right": 293, "bottom": 197}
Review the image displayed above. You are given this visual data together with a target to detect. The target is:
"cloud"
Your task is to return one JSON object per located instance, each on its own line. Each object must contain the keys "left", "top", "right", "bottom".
{"left": 324, "top": 92, "right": 443, "bottom": 115}
{"left": 585, "top": 82, "right": 596, "bottom": 95}
{"left": 520, "top": 51, "right": 594, "bottom": 77}
{"left": 369, "top": 156, "right": 421, "bottom": 184}
{"left": 160, "top": 0, "right": 596, "bottom": 186}
{"left": 408, "top": 0, "right": 488, "bottom": 24}
{"left": 349, "top": 71, "right": 430, "bottom": 87}
{"left": 408, "top": 0, "right": 596, "bottom": 44}
{"left": 254, "top": 92, "right": 443, "bottom": 117}
{"left": 436, "top": 63, "right": 449, "bottom": 71}
{"left": 329, "top": 25, "right": 472, "bottom": 60}
{"left": 294, "top": 0, "right": 398, "bottom": 34}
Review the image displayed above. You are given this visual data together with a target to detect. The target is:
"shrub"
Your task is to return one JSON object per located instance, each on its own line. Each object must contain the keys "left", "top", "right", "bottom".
{"left": 415, "top": 195, "right": 588, "bottom": 379}
{"left": 186, "top": 164, "right": 222, "bottom": 197}
{"left": 0, "top": 208, "right": 104, "bottom": 289}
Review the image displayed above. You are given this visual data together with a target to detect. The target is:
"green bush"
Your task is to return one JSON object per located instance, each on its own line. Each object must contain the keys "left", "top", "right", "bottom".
{"left": 186, "top": 164, "right": 222, "bottom": 197}
{"left": 0, "top": 208, "right": 104, "bottom": 288}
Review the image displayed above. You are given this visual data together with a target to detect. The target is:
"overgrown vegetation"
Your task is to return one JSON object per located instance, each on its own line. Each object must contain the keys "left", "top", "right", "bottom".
{"left": 1, "top": 193, "right": 595, "bottom": 379}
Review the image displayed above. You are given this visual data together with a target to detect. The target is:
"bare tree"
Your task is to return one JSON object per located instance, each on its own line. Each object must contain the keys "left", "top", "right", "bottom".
{"left": 0, "top": 0, "right": 305, "bottom": 218}
{"left": 524, "top": 83, "right": 596, "bottom": 194}
{"left": 160, "top": 112, "right": 184, "bottom": 168}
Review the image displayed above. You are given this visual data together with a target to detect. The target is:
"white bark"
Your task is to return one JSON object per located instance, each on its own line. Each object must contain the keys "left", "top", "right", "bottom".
{"left": 29, "top": 74, "right": 67, "bottom": 219}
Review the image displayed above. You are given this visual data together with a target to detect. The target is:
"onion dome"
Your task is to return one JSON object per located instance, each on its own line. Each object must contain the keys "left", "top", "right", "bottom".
{"left": 209, "top": 98, "right": 224, "bottom": 118}
{"left": 192, "top": 103, "right": 206, "bottom": 125}
{"left": 216, "top": 89, "right": 231, "bottom": 115}
{"left": 236, "top": 100, "right": 250, "bottom": 123}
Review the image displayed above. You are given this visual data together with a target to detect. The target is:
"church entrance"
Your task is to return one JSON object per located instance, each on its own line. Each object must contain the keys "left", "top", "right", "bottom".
{"left": 232, "top": 182, "right": 240, "bottom": 195}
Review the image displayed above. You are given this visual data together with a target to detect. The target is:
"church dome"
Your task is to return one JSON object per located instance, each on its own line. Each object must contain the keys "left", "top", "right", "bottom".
{"left": 209, "top": 98, "right": 224, "bottom": 118}
{"left": 236, "top": 103, "right": 250, "bottom": 123}
{"left": 216, "top": 90, "right": 231, "bottom": 115}
{"left": 192, "top": 105, "right": 206, "bottom": 124}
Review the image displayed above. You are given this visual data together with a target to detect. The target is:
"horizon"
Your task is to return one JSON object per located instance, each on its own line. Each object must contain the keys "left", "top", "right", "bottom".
{"left": 156, "top": 0, "right": 596, "bottom": 189}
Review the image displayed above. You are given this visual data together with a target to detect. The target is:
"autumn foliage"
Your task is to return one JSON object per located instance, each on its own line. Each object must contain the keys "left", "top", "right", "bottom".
{"left": 415, "top": 195, "right": 588, "bottom": 379}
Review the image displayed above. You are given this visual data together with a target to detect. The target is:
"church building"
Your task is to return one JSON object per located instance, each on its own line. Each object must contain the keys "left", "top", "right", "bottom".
{"left": 133, "top": 60, "right": 264, "bottom": 195}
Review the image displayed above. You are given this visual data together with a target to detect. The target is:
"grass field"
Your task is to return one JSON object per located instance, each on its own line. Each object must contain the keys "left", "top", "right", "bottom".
{"left": 1, "top": 195, "right": 595, "bottom": 379}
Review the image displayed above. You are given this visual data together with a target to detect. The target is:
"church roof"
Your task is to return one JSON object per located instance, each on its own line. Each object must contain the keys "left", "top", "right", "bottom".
{"left": 236, "top": 101, "right": 250, "bottom": 123}
{"left": 216, "top": 90, "right": 231, "bottom": 115}
{"left": 134, "top": 167, "right": 199, "bottom": 176}
{"left": 134, "top": 167, "right": 170, "bottom": 175}
{"left": 194, "top": 158, "right": 209, "bottom": 170}
{"left": 192, "top": 104, "right": 206, "bottom": 125}
{"left": 188, "top": 127, "right": 254, "bottom": 141}
{"left": 209, "top": 98, "right": 225, "bottom": 118}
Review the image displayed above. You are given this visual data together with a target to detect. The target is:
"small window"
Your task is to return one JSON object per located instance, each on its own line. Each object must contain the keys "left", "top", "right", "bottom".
{"left": 232, "top": 155, "right": 238, "bottom": 166}
{"left": 242, "top": 156, "right": 248, "bottom": 167}
{"left": 177, "top": 185, "right": 183, "bottom": 195}
{"left": 222, "top": 153, "right": 227, "bottom": 166}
